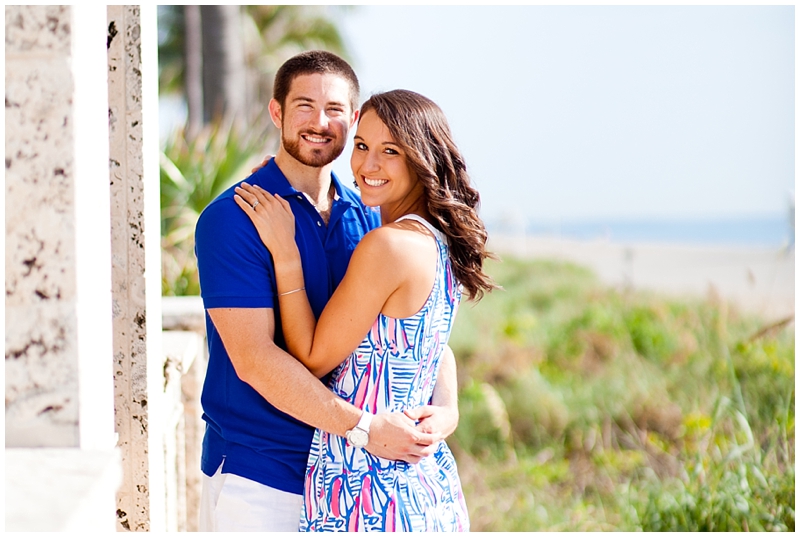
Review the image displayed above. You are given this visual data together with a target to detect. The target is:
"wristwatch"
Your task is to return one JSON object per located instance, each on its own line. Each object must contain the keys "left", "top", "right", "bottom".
{"left": 345, "top": 410, "right": 373, "bottom": 448}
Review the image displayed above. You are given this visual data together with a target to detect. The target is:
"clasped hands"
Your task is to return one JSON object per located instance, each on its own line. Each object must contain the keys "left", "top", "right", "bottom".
{"left": 366, "top": 405, "right": 457, "bottom": 464}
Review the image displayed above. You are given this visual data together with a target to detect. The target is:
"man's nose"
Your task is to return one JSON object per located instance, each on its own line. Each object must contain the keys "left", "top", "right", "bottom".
{"left": 310, "top": 108, "right": 329, "bottom": 130}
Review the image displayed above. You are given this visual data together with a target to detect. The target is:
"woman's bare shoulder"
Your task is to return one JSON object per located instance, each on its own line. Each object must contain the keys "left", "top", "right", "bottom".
{"left": 356, "top": 221, "right": 435, "bottom": 258}
{"left": 347, "top": 224, "right": 436, "bottom": 289}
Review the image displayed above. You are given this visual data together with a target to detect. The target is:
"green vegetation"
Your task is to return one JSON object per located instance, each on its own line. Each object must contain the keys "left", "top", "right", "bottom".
{"left": 160, "top": 120, "right": 269, "bottom": 296}
{"left": 448, "top": 257, "right": 794, "bottom": 531}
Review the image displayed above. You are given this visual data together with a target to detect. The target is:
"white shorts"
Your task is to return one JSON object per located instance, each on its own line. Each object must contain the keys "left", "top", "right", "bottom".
{"left": 199, "top": 462, "right": 304, "bottom": 532}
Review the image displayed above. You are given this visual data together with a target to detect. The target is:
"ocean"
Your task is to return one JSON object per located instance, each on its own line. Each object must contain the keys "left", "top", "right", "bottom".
{"left": 489, "top": 215, "right": 794, "bottom": 248}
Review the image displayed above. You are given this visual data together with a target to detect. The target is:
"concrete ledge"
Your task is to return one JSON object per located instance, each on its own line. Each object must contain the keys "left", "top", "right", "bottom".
{"left": 5, "top": 447, "right": 121, "bottom": 531}
{"left": 162, "top": 295, "right": 205, "bottom": 332}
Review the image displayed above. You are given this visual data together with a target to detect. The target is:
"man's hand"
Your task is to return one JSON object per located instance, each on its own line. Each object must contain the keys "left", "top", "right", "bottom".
{"left": 405, "top": 404, "right": 459, "bottom": 442}
{"left": 251, "top": 155, "right": 274, "bottom": 173}
{"left": 366, "top": 412, "right": 439, "bottom": 463}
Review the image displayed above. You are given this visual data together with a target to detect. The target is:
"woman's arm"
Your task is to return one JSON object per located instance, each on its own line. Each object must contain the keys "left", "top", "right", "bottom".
{"left": 234, "top": 183, "right": 318, "bottom": 366}
{"left": 235, "top": 183, "right": 408, "bottom": 377}
{"left": 404, "top": 345, "right": 459, "bottom": 440}
{"left": 302, "top": 228, "right": 408, "bottom": 375}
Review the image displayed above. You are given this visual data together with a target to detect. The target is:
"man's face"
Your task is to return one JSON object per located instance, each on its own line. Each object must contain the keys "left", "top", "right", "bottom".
{"left": 273, "top": 73, "right": 356, "bottom": 168}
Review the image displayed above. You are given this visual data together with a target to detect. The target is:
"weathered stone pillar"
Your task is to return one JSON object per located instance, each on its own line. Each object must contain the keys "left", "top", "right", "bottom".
{"left": 6, "top": 4, "right": 80, "bottom": 448}
{"left": 107, "top": 5, "right": 164, "bottom": 532}
{"left": 5, "top": 3, "right": 115, "bottom": 450}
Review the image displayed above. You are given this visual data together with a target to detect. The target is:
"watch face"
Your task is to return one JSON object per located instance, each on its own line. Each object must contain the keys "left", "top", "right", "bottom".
{"left": 347, "top": 428, "right": 369, "bottom": 447}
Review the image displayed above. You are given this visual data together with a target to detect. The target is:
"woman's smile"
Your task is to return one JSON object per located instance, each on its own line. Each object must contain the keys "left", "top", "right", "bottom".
{"left": 362, "top": 177, "right": 388, "bottom": 187}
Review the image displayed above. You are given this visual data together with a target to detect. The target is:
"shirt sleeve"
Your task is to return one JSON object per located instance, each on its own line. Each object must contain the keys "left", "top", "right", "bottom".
{"left": 195, "top": 196, "right": 276, "bottom": 309}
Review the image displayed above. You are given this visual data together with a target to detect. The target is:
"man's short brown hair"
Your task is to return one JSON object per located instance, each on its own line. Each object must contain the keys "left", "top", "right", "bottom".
{"left": 273, "top": 50, "right": 359, "bottom": 112}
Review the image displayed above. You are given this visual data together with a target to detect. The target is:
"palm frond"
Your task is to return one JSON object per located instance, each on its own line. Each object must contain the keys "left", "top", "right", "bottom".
{"left": 160, "top": 117, "right": 275, "bottom": 295}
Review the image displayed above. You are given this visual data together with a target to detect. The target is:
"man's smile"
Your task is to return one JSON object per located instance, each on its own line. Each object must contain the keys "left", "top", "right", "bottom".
{"left": 302, "top": 133, "right": 332, "bottom": 144}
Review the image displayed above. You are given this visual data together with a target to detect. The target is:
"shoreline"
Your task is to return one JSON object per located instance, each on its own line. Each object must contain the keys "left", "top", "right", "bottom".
{"left": 488, "top": 234, "right": 795, "bottom": 321}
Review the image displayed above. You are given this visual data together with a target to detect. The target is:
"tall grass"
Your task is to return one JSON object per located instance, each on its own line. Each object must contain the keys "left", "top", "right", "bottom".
{"left": 449, "top": 257, "right": 794, "bottom": 531}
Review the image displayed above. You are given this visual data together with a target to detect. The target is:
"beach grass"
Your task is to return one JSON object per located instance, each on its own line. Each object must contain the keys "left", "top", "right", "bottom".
{"left": 448, "top": 256, "right": 794, "bottom": 531}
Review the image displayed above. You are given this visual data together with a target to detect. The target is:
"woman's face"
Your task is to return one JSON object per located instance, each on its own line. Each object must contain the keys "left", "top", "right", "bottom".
{"left": 350, "top": 110, "right": 424, "bottom": 215}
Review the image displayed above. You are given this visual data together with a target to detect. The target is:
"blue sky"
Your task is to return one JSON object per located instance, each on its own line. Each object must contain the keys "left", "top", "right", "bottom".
{"left": 328, "top": 5, "right": 794, "bottom": 226}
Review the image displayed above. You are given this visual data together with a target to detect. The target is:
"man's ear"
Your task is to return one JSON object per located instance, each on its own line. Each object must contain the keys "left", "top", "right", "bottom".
{"left": 268, "top": 98, "right": 283, "bottom": 129}
{"left": 350, "top": 108, "right": 359, "bottom": 129}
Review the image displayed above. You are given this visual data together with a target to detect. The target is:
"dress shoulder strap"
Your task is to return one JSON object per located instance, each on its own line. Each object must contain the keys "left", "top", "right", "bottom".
{"left": 394, "top": 214, "right": 447, "bottom": 245}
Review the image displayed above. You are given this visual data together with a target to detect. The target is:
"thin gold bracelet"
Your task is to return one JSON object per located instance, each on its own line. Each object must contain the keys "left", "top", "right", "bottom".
{"left": 278, "top": 287, "right": 305, "bottom": 297}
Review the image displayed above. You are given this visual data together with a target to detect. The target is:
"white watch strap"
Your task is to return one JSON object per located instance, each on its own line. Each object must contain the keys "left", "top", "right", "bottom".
{"left": 356, "top": 410, "right": 373, "bottom": 433}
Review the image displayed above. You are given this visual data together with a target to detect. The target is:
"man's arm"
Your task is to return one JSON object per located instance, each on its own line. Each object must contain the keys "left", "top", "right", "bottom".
{"left": 406, "top": 345, "right": 460, "bottom": 440}
{"left": 208, "top": 307, "right": 439, "bottom": 462}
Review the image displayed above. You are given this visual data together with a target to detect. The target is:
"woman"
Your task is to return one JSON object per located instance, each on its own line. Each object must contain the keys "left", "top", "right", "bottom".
{"left": 234, "top": 89, "right": 496, "bottom": 531}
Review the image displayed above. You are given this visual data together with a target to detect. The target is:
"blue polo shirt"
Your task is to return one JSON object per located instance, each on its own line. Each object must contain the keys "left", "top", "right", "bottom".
{"left": 194, "top": 158, "right": 380, "bottom": 494}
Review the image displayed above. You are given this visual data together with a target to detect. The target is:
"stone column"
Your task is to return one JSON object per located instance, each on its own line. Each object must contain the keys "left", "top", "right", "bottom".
{"left": 107, "top": 5, "right": 165, "bottom": 532}
{"left": 5, "top": 4, "right": 115, "bottom": 449}
{"left": 6, "top": 4, "right": 81, "bottom": 448}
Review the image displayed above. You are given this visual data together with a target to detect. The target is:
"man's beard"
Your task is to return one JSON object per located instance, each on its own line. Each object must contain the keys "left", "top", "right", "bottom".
{"left": 282, "top": 128, "right": 347, "bottom": 168}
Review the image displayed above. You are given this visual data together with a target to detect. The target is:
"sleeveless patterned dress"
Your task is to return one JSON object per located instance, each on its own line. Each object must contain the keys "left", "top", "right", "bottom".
{"left": 298, "top": 214, "right": 469, "bottom": 532}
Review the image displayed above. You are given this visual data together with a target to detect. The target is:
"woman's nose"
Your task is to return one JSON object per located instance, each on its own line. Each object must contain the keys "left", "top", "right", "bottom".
{"left": 361, "top": 150, "right": 381, "bottom": 173}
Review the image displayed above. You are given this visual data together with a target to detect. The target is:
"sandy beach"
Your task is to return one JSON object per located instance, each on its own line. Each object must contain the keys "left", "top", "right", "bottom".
{"left": 488, "top": 234, "right": 795, "bottom": 322}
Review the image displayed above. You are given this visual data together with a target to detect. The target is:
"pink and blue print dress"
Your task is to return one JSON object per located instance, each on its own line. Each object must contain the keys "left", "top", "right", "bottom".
{"left": 299, "top": 215, "right": 469, "bottom": 532}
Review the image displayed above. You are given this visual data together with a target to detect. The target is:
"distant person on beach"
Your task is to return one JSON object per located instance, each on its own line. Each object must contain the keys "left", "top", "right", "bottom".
{"left": 194, "top": 51, "right": 461, "bottom": 531}
{"left": 234, "top": 88, "right": 496, "bottom": 530}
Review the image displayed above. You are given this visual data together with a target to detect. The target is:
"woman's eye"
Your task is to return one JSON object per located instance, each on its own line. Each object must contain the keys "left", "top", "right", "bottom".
{"left": 385, "top": 148, "right": 398, "bottom": 155}
{"left": 355, "top": 142, "right": 367, "bottom": 150}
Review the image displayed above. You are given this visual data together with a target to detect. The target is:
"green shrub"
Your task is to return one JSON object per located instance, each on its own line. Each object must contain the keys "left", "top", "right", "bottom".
{"left": 624, "top": 304, "right": 680, "bottom": 363}
{"left": 453, "top": 380, "right": 514, "bottom": 459}
{"left": 496, "top": 369, "right": 569, "bottom": 449}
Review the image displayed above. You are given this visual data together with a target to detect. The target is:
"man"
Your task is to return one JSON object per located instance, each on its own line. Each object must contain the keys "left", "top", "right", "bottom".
{"left": 194, "top": 50, "right": 459, "bottom": 531}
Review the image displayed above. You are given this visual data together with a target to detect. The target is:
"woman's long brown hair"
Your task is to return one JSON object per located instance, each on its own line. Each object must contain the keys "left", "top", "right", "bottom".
{"left": 360, "top": 90, "right": 498, "bottom": 301}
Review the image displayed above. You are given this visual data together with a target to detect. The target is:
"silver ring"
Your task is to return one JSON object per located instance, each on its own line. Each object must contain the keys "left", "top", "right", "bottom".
{"left": 252, "top": 200, "right": 259, "bottom": 210}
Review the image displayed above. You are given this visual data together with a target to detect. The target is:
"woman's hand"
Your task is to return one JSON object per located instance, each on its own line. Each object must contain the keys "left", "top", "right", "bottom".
{"left": 234, "top": 183, "right": 297, "bottom": 262}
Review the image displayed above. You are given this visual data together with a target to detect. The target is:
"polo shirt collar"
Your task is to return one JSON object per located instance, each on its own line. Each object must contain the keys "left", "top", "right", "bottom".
{"left": 265, "top": 158, "right": 358, "bottom": 209}
{"left": 263, "top": 158, "right": 298, "bottom": 197}
{"left": 330, "top": 172, "right": 359, "bottom": 209}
